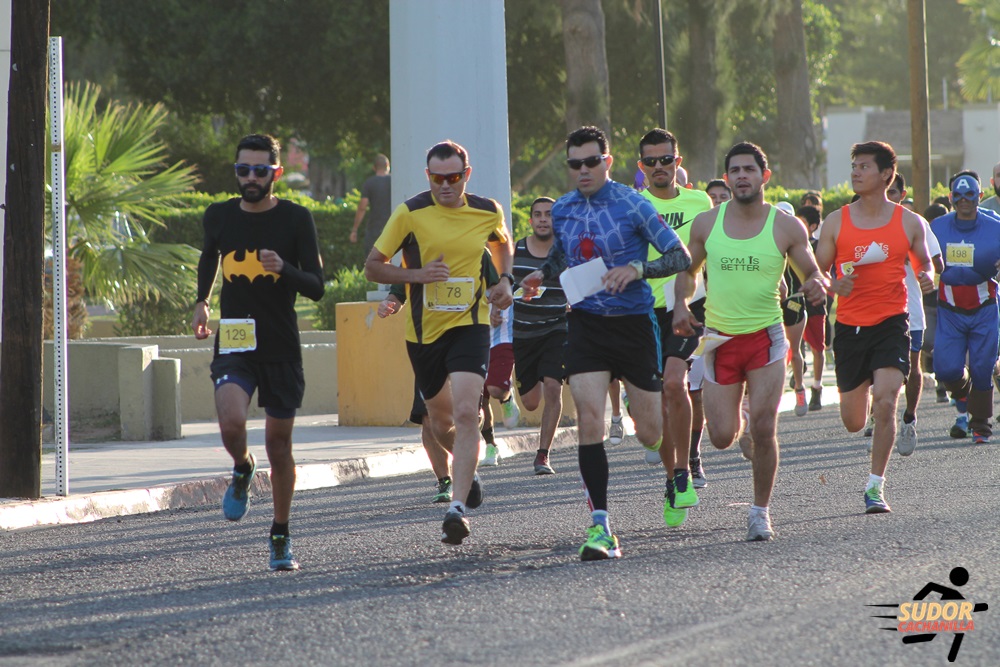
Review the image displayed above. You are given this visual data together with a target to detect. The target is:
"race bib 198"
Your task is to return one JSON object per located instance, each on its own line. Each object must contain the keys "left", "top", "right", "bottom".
{"left": 946, "top": 242, "right": 974, "bottom": 268}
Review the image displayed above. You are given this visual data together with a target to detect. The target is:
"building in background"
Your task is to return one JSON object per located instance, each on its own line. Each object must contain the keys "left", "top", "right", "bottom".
{"left": 825, "top": 105, "right": 1000, "bottom": 189}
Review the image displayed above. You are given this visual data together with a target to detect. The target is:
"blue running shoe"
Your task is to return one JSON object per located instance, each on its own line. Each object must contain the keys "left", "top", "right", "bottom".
{"left": 950, "top": 415, "right": 969, "bottom": 439}
{"left": 222, "top": 453, "right": 256, "bottom": 521}
{"left": 269, "top": 534, "right": 300, "bottom": 571}
{"left": 466, "top": 473, "right": 484, "bottom": 509}
{"left": 864, "top": 486, "right": 891, "bottom": 514}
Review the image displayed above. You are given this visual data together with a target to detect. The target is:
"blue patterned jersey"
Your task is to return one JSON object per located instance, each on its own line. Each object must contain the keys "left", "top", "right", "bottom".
{"left": 551, "top": 180, "right": 682, "bottom": 315}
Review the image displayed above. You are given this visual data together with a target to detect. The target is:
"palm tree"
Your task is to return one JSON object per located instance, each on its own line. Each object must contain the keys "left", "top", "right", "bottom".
{"left": 957, "top": 0, "right": 1000, "bottom": 102}
{"left": 47, "top": 83, "right": 200, "bottom": 318}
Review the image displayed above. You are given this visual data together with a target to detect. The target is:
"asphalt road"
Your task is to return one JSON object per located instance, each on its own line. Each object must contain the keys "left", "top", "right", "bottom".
{"left": 1, "top": 394, "right": 997, "bottom": 667}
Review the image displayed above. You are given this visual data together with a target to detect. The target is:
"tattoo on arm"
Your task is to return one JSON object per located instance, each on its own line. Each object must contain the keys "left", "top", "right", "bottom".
{"left": 644, "top": 246, "right": 692, "bottom": 279}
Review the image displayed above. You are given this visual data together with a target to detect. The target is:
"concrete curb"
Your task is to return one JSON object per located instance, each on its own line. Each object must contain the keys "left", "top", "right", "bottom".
{"left": 0, "top": 427, "right": 577, "bottom": 532}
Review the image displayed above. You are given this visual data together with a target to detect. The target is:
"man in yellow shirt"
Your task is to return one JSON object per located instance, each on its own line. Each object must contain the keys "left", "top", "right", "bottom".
{"left": 365, "top": 140, "right": 513, "bottom": 546}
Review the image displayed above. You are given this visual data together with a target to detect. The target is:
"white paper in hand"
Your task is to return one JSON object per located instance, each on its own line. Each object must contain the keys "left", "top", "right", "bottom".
{"left": 559, "top": 257, "right": 609, "bottom": 305}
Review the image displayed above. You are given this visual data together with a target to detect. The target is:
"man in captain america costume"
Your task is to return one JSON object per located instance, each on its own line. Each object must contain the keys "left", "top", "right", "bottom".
{"left": 930, "top": 170, "right": 1000, "bottom": 444}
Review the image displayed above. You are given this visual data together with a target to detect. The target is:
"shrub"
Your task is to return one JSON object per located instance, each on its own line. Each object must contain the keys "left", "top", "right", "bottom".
{"left": 312, "top": 266, "right": 377, "bottom": 330}
{"left": 114, "top": 296, "right": 192, "bottom": 336}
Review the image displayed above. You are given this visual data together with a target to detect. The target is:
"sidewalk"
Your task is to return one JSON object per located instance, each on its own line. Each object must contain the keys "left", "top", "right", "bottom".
{"left": 0, "top": 386, "right": 837, "bottom": 531}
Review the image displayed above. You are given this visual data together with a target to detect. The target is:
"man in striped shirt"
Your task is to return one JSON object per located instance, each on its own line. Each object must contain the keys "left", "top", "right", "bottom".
{"left": 511, "top": 197, "right": 566, "bottom": 475}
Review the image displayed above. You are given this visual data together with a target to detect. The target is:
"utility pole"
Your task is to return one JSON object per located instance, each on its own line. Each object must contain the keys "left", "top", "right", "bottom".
{"left": 0, "top": 0, "right": 50, "bottom": 498}
{"left": 907, "top": 0, "right": 931, "bottom": 212}
{"left": 655, "top": 0, "right": 667, "bottom": 129}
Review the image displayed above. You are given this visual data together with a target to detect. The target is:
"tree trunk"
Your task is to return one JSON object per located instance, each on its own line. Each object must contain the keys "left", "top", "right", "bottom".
{"left": 679, "top": 0, "right": 721, "bottom": 184}
{"left": 560, "top": 0, "right": 611, "bottom": 137}
{"left": 772, "top": 0, "right": 818, "bottom": 188}
{"left": 1, "top": 0, "right": 50, "bottom": 499}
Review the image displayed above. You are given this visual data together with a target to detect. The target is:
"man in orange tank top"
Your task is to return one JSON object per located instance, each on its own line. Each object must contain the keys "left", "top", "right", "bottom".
{"left": 814, "top": 141, "right": 935, "bottom": 515}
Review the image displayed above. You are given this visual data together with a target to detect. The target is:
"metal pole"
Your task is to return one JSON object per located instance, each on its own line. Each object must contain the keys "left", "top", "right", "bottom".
{"left": 907, "top": 0, "right": 931, "bottom": 212}
{"left": 48, "top": 36, "right": 70, "bottom": 496}
{"left": 656, "top": 0, "right": 667, "bottom": 129}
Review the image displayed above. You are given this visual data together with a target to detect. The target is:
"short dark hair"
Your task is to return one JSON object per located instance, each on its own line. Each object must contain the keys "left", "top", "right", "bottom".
{"left": 706, "top": 178, "right": 730, "bottom": 193}
{"left": 933, "top": 195, "right": 953, "bottom": 210}
{"left": 638, "top": 128, "right": 677, "bottom": 155}
{"left": 530, "top": 196, "right": 555, "bottom": 215}
{"left": 800, "top": 190, "right": 822, "bottom": 206}
{"left": 725, "top": 142, "right": 768, "bottom": 172}
{"left": 948, "top": 169, "right": 981, "bottom": 189}
{"left": 426, "top": 140, "right": 469, "bottom": 168}
{"left": 890, "top": 172, "right": 905, "bottom": 192}
{"left": 236, "top": 134, "right": 281, "bottom": 164}
{"left": 566, "top": 126, "right": 609, "bottom": 155}
{"left": 796, "top": 205, "right": 821, "bottom": 229}
{"left": 850, "top": 141, "right": 897, "bottom": 183}
{"left": 923, "top": 203, "right": 948, "bottom": 221}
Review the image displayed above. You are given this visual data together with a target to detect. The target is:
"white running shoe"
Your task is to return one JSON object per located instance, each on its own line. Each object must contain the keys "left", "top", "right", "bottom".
{"left": 608, "top": 417, "right": 624, "bottom": 445}
{"left": 896, "top": 419, "right": 917, "bottom": 456}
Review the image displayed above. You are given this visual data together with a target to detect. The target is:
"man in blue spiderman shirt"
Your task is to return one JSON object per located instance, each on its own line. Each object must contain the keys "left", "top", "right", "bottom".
{"left": 520, "top": 125, "right": 691, "bottom": 561}
{"left": 930, "top": 170, "right": 1000, "bottom": 444}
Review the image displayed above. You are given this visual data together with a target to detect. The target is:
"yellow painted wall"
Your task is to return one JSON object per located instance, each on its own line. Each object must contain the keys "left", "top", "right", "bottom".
{"left": 336, "top": 300, "right": 577, "bottom": 427}
{"left": 336, "top": 301, "right": 415, "bottom": 426}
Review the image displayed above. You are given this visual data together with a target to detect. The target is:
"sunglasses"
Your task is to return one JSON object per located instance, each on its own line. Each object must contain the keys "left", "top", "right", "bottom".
{"left": 428, "top": 171, "right": 466, "bottom": 185}
{"left": 640, "top": 155, "right": 677, "bottom": 168}
{"left": 952, "top": 190, "right": 980, "bottom": 202}
{"left": 234, "top": 163, "right": 278, "bottom": 178}
{"left": 566, "top": 155, "right": 607, "bottom": 170}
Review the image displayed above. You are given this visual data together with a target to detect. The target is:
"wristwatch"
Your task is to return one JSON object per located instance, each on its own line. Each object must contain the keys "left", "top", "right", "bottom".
{"left": 628, "top": 260, "right": 644, "bottom": 279}
{"left": 500, "top": 272, "right": 516, "bottom": 286}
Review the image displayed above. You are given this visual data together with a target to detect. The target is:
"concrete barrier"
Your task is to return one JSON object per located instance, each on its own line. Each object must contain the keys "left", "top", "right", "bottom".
{"left": 42, "top": 331, "right": 338, "bottom": 438}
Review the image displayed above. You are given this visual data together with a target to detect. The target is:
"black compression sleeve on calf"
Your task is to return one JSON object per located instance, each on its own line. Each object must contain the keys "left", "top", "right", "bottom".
{"left": 578, "top": 443, "right": 609, "bottom": 511}
{"left": 644, "top": 245, "right": 692, "bottom": 279}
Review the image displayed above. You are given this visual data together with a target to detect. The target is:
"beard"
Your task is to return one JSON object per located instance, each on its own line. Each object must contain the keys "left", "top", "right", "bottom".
{"left": 733, "top": 186, "right": 761, "bottom": 203}
{"left": 533, "top": 230, "right": 552, "bottom": 242}
{"left": 995, "top": 183, "right": 999, "bottom": 198}
{"left": 240, "top": 177, "right": 273, "bottom": 204}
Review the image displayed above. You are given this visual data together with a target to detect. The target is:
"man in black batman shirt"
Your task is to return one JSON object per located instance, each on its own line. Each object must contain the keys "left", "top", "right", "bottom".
{"left": 192, "top": 134, "right": 325, "bottom": 571}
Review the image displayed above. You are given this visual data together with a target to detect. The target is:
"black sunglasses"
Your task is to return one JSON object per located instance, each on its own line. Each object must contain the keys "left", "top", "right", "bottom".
{"left": 641, "top": 155, "right": 677, "bottom": 168}
{"left": 566, "top": 155, "right": 607, "bottom": 170}
{"left": 234, "top": 163, "right": 278, "bottom": 178}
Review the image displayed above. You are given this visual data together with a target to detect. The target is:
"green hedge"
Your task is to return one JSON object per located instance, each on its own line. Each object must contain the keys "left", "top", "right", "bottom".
{"left": 149, "top": 184, "right": 954, "bottom": 332}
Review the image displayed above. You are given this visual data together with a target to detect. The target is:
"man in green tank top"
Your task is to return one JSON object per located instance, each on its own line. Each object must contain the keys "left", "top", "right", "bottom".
{"left": 674, "top": 142, "right": 828, "bottom": 542}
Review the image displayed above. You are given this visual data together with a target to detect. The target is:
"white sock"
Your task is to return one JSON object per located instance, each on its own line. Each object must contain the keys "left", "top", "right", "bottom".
{"left": 611, "top": 415, "right": 623, "bottom": 423}
{"left": 867, "top": 474, "right": 885, "bottom": 491}
{"left": 750, "top": 504, "right": 768, "bottom": 514}
{"left": 450, "top": 500, "right": 466, "bottom": 514}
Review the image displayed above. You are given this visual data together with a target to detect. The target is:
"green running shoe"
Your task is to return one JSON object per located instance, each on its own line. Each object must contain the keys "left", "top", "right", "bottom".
{"left": 672, "top": 470, "right": 699, "bottom": 509}
{"left": 663, "top": 480, "right": 688, "bottom": 528}
{"left": 579, "top": 524, "right": 621, "bottom": 561}
{"left": 432, "top": 477, "right": 452, "bottom": 503}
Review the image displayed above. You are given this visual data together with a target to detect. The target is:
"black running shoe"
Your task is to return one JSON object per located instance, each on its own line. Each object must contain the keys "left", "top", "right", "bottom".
{"left": 466, "top": 474, "right": 484, "bottom": 509}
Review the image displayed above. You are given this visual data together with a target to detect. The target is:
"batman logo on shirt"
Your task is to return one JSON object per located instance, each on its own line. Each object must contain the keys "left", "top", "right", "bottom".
{"left": 222, "top": 249, "right": 280, "bottom": 283}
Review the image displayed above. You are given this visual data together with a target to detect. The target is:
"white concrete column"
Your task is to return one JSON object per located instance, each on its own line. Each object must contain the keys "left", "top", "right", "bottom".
{"left": 0, "top": 0, "right": 12, "bottom": 340}
{"left": 389, "top": 0, "right": 511, "bottom": 227}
